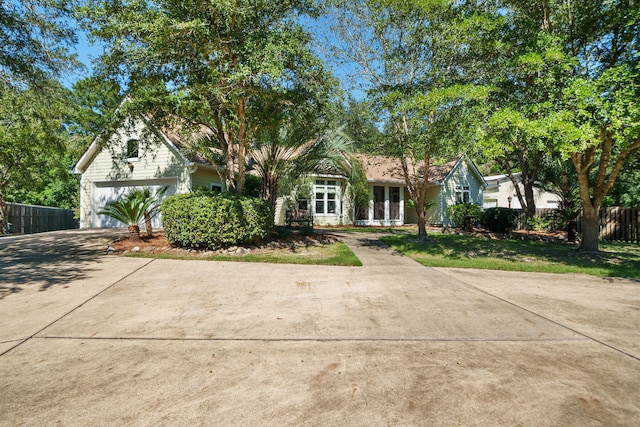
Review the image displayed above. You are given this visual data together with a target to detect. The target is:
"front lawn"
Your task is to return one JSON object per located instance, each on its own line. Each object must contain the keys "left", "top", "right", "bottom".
{"left": 381, "top": 233, "right": 640, "bottom": 278}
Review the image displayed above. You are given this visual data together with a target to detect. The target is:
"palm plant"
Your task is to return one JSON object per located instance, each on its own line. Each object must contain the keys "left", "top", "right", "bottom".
{"left": 137, "top": 187, "right": 168, "bottom": 236}
{"left": 250, "top": 126, "right": 352, "bottom": 210}
{"left": 99, "top": 187, "right": 166, "bottom": 241}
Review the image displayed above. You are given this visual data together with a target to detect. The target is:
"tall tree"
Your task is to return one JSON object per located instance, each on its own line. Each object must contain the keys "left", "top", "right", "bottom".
{"left": 339, "top": 97, "right": 383, "bottom": 154}
{"left": 325, "top": 0, "right": 492, "bottom": 240}
{"left": 0, "top": 0, "right": 79, "bottom": 233}
{"left": 80, "top": 0, "right": 333, "bottom": 194}
{"left": 489, "top": 0, "right": 640, "bottom": 251}
{"left": 0, "top": 85, "right": 73, "bottom": 231}
{"left": 480, "top": 39, "right": 573, "bottom": 221}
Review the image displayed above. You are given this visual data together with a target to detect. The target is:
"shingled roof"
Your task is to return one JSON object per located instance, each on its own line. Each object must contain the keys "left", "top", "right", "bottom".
{"left": 351, "top": 154, "right": 463, "bottom": 184}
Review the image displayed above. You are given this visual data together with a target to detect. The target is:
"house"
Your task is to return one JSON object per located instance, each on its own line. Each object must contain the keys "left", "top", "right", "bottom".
{"left": 274, "top": 154, "right": 487, "bottom": 227}
{"left": 352, "top": 154, "right": 487, "bottom": 226}
{"left": 73, "top": 115, "right": 224, "bottom": 229}
{"left": 483, "top": 173, "right": 561, "bottom": 210}
{"left": 75, "top": 111, "right": 486, "bottom": 229}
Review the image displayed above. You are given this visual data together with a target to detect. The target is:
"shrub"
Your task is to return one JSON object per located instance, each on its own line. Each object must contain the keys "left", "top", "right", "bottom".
{"left": 481, "top": 207, "right": 518, "bottom": 233}
{"left": 446, "top": 203, "right": 482, "bottom": 230}
{"left": 161, "top": 193, "right": 273, "bottom": 249}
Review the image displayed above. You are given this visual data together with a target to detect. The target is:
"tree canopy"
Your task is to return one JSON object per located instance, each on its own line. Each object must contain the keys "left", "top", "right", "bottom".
{"left": 79, "top": 0, "right": 336, "bottom": 194}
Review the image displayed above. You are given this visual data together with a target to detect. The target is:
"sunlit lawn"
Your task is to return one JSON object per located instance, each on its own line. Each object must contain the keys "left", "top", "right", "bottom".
{"left": 381, "top": 233, "right": 640, "bottom": 278}
{"left": 126, "top": 242, "right": 362, "bottom": 266}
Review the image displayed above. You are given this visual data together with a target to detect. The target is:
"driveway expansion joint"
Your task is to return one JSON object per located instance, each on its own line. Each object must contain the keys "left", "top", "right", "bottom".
{"left": 32, "top": 336, "right": 591, "bottom": 343}
{"left": 432, "top": 267, "right": 640, "bottom": 362}
{"left": 0, "top": 258, "right": 156, "bottom": 358}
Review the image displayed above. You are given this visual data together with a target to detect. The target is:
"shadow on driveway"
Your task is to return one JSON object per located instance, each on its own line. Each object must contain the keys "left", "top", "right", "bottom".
{"left": 0, "top": 229, "right": 124, "bottom": 299}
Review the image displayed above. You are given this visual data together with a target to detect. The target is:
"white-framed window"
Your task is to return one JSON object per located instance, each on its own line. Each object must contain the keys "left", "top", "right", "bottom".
{"left": 126, "top": 138, "right": 140, "bottom": 161}
{"left": 455, "top": 185, "right": 470, "bottom": 204}
{"left": 314, "top": 179, "right": 339, "bottom": 215}
{"left": 210, "top": 183, "right": 223, "bottom": 192}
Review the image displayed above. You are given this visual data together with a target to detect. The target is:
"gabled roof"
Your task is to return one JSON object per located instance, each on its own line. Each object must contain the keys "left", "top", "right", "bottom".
{"left": 352, "top": 153, "right": 479, "bottom": 185}
{"left": 72, "top": 111, "right": 218, "bottom": 174}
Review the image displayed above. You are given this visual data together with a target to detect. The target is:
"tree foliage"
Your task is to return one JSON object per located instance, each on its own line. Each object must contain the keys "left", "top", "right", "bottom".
{"left": 0, "top": 0, "right": 78, "bottom": 88}
{"left": 324, "top": 0, "right": 493, "bottom": 240}
{"left": 79, "top": 0, "right": 334, "bottom": 194}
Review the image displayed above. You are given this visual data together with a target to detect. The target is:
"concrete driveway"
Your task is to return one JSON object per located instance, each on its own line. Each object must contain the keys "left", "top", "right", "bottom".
{"left": 0, "top": 229, "right": 639, "bottom": 426}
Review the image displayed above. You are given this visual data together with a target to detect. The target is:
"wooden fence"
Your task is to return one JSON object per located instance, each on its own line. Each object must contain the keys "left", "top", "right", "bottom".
{"left": 5, "top": 202, "right": 78, "bottom": 235}
{"left": 597, "top": 207, "right": 640, "bottom": 243}
{"left": 516, "top": 207, "right": 640, "bottom": 243}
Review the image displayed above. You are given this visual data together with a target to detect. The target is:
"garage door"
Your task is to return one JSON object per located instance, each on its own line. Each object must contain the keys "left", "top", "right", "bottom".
{"left": 92, "top": 179, "right": 178, "bottom": 229}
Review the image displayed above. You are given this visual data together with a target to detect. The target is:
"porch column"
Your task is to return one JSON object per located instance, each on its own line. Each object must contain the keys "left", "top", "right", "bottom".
{"left": 384, "top": 186, "right": 390, "bottom": 225}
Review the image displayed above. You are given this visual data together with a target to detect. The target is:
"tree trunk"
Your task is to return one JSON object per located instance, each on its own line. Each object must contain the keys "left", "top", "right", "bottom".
{"left": 417, "top": 211, "right": 428, "bottom": 242}
{"left": 567, "top": 220, "right": 577, "bottom": 243}
{"left": 128, "top": 224, "right": 141, "bottom": 242}
{"left": 580, "top": 206, "right": 600, "bottom": 252}
{"left": 0, "top": 189, "right": 6, "bottom": 235}
{"left": 144, "top": 210, "right": 153, "bottom": 237}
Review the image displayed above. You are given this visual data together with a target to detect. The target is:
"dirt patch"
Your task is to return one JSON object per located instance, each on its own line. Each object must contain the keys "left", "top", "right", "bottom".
{"left": 442, "top": 226, "right": 578, "bottom": 245}
{"left": 108, "top": 231, "right": 342, "bottom": 257}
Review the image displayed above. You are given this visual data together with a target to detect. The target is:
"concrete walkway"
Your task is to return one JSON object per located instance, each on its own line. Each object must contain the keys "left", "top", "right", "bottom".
{"left": 1, "top": 229, "right": 639, "bottom": 426}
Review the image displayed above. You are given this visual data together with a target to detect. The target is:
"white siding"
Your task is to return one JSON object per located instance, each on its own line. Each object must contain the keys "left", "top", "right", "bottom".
{"left": 483, "top": 175, "right": 561, "bottom": 209}
{"left": 79, "top": 118, "right": 191, "bottom": 228}
{"left": 440, "top": 159, "right": 484, "bottom": 226}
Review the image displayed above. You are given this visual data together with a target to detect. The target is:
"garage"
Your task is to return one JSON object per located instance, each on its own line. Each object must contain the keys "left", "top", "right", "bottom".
{"left": 91, "top": 179, "right": 178, "bottom": 229}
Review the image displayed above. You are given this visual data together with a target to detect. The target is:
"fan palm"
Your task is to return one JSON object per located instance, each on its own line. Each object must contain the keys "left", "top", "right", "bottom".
{"left": 251, "top": 127, "right": 352, "bottom": 210}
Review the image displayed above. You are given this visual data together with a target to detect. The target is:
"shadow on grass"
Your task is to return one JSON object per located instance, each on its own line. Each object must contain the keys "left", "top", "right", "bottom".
{"left": 381, "top": 233, "right": 640, "bottom": 279}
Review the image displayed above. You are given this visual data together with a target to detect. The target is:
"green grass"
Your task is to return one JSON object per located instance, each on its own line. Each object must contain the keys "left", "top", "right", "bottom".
{"left": 380, "top": 233, "right": 640, "bottom": 278}
{"left": 125, "top": 242, "right": 362, "bottom": 266}
{"left": 323, "top": 225, "right": 417, "bottom": 234}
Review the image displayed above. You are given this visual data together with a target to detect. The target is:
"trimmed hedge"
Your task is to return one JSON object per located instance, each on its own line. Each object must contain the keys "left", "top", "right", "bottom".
{"left": 161, "top": 193, "right": 273, "bottom": 249}
{"left": 480, "top": 207, "right": 518, "bottom": 233}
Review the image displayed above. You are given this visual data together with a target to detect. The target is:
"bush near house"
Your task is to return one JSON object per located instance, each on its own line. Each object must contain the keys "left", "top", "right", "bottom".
{"left": 447, "top": 203, "right": 482, "bottom": 230}
{"left": 481, "top": 207, "right": 518, "bottom": 233}
{"left": 162, "top": 193, "right": 273, "bottom": 250}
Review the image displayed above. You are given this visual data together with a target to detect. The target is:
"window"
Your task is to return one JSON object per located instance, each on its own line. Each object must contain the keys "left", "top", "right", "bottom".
{"left": 126, "top": 138, "right": 140, "bottom": 160}
{"left": 455, "top": 185, "right": 470, "bottom": 204}
{"left": 314, "top": 179, "right": 339, "bottom": 215}
{"left": 210, "top": 183, "right": 223, "bottom": 192}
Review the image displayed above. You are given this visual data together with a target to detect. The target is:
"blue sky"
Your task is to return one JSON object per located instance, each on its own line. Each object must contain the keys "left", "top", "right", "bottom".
{"left": 65, "top": 16, "right": 367, "bottom": 101}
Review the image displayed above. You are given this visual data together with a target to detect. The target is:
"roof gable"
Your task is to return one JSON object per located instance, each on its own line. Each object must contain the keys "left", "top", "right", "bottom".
{"left": 72, "top": 112, "right": 217, "bottom": 175}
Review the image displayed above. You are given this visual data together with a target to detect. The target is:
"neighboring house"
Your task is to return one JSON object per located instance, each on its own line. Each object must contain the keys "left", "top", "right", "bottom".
{"left": 274, "top": 154, "right": 487, "bottom": 227}
{"left": 483, "top": 173, "right": 561, "bottom": 210}
{"left": 73, "top": 115, "right": 223, "bottom": 229}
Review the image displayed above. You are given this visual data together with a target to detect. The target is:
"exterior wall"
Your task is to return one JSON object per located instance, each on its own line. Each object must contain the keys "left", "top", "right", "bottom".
{"left": 483, "top": 175, "right": 561, "bottom": 209}
{"left": 191, "top": 167, "right": 224, "bottom": 191}
{"left": 275, "top": 178, "right": 352, "bottom": 227}
{"left": 78, "top": 118, "right": 191, "bottom": 228}
{"left": 423, "top": 185, "right": 442, "bottom": 225}
{"left": 439, "top": 160, "right": 485, "bottom": 226}
{"left": 274, "top": 196, "right": 287, "bottom": 226}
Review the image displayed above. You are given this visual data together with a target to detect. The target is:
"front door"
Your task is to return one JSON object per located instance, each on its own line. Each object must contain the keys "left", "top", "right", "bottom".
{"left": 373, "top": 186, "right": 385, "bottom": 221}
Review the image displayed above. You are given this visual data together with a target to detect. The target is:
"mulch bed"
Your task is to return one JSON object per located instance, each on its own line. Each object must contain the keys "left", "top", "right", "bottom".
{"left": 108, "top": 231, "right": 341, "bottom": 257}
{"left": 443, "top": 226, "right": 578, "bottom": 244}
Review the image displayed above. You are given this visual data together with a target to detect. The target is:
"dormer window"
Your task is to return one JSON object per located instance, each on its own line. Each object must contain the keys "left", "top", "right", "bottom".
{"left": 126, "top": 138, "right": 140, "bottom": 160}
